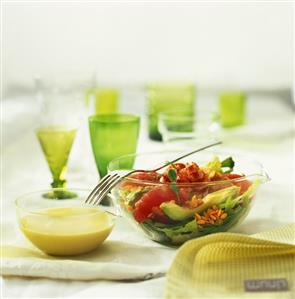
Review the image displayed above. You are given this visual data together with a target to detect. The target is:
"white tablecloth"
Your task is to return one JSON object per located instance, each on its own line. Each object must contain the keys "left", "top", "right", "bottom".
{"left": 1, "top": 93, "right": 294, "bottom": 298}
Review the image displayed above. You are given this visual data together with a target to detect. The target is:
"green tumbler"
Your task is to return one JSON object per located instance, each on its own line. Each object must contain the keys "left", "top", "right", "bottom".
{"left": 89, "top": 114, "right": 140, "bottom": 178}
{"left": 219, "top": 91, "right": 246, "bottom": 128}
{"left": 95, "top": 88, "right": 119, "bottom": 114}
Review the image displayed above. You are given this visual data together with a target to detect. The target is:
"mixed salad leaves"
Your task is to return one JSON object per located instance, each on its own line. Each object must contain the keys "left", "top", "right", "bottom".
{"left": 117, "top": 156, "right": 260, "bottom": 245}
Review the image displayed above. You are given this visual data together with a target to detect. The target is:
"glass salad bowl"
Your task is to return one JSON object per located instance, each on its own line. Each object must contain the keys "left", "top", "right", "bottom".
{"left": 108, "top": 151, "right": 269, "bottom": 246}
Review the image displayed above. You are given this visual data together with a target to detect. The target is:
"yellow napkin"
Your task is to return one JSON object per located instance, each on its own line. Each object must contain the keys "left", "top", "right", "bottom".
{"left": 165, "top": 223, "right": 295, "bottom": 299}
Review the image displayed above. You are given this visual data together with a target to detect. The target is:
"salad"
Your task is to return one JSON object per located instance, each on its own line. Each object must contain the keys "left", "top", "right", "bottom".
{"left": 116, "top": 156, "right": 261, "bottom": 245}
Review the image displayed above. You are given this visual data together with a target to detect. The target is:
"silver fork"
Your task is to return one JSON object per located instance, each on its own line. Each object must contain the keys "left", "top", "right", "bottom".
{"left": 83, "top": 141, "right": 222, "bottom": 206}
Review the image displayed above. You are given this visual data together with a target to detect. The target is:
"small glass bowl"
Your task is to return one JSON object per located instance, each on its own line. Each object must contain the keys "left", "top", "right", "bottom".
{"left": 15, "top": 189, "right": 115, "bottom": 256}
{"left": 108, "top": 150, "right": 269, "bottom": 246}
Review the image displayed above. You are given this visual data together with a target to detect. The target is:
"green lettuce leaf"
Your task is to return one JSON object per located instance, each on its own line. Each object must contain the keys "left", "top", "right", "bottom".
{"left": 221, "top": 157, "right": 235, "bottom": 173}
{"left": 202, "top": 156, "right": 222, "bottom": 178}
{"left": 202, "top": 155, "right": 236, "bottom": 177}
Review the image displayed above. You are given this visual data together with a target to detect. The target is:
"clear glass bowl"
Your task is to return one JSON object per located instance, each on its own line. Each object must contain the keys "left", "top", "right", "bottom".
{"left": 108, "top": 151, "right": 269, "bottom": 246}
{"left": 15, "top": 189, "right": 115, "bottom": 256}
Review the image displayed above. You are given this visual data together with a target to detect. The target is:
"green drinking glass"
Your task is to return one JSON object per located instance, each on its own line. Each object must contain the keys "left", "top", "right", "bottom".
{"left": 89, "top": 114, "right": 140, "bottom": 178}
{"left": 146, "top": 82, "right": 196, "bottom": 141}
{"left": 219, "top": 91, "right": 246, "bottom": 128}
{"left": 95, "top": 88, "right": 119, "bottom": 114}
{"left": 36, "top": 126, "right": 77, "bottom": 189}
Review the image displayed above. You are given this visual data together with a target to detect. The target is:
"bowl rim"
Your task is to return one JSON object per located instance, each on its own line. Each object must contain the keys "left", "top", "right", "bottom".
{"left": 15, "top": 188, "right": 115, "bottom": 217}
{"left": 88, "top": 113, "right": 140, "bottom": 124}
{"left": 108, "top": 150, "right": 270, "bottom": 187}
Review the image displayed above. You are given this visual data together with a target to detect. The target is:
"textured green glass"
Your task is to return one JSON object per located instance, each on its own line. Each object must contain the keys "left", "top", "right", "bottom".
{"left": 147, "top": 83, "right": 196, "bottom": 141}
{"left": 219, "top": 91, "right": 246, "bottom": 128}
{"left": 89, "top": 114, "right": 140, "bottom": 178}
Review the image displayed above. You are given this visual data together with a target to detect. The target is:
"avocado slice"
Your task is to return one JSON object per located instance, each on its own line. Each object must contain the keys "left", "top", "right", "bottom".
{"left": 161, "top": 185, "right": 240, "bottom": 221}
{"left": 160, "top": 202, "right": 196, "bottom": 221}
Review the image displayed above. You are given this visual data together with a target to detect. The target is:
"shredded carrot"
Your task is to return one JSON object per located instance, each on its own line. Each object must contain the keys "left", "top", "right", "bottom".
{"left": 195, "top": 206, "right": 228, "bottom": 226}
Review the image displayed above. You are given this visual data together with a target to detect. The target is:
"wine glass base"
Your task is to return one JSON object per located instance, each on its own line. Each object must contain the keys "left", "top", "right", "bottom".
{"left": 42, "top": 190, "right": 78, "bottom": 200}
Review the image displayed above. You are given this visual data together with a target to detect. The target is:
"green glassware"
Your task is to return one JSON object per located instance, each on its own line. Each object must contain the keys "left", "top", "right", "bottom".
{"left": 95, "top": 88, "right": 119, "bottom": 114}
{"left": 36, "top": 126, "right": 77, "bottom": 188}
{"left": 146, "top": 83, "right": 196, "bottom": 141}
{"left": 89, "top": 114, "right": 140, "bottom": 178}
{"left": 219, "top": 91, "right": 246, "bottom": 128}
{"left": 36, "top": 126, "right": 77, "bottom": 199}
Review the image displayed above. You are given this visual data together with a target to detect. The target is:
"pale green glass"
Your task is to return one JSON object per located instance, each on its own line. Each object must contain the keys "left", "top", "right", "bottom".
{"left": 95, "top": 88, "right": 119, "bottom": 114}
{"left": 89, "top": 114, "right": 140, "bottom": 178}
{"left": 219, "top": 91, "right": 246, "bottom": 128}
{"left": 36, "top": 126, "right": 76, "bottom": 189}
{"left": 146, "top": 83, "right": 196, "bottom": 141}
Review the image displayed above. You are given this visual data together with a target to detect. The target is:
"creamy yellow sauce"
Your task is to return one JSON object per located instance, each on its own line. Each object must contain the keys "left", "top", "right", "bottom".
{"left": 20, "top": 207, "right": 114, "bottom": 256}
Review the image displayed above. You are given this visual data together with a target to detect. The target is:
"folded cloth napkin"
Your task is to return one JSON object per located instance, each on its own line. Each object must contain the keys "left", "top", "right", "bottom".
{"left": 165, "top": 223, "right": 295, "bottom": 299}
{"left": 0, "top": 220, "right": 175, "bottom": 281}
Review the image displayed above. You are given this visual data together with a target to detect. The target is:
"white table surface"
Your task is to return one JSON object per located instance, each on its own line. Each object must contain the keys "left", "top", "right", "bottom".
{"left": 1, "top": 93, "right": 294, "bottom": 298}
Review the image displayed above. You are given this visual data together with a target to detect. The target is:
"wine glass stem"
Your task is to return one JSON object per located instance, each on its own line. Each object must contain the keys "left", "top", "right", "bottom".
{"left": 51, "top": 179, "right": 66, "bottom": 188}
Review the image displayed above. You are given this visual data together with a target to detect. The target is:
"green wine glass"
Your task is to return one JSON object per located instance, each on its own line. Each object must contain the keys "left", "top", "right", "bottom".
{"left": 36, "top": 126, "right": 77, "bottom": 190}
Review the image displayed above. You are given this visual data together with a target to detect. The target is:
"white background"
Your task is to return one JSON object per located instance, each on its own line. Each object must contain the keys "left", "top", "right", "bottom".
{"left": 2, "top": 1, "right": 293, "bottom": 96}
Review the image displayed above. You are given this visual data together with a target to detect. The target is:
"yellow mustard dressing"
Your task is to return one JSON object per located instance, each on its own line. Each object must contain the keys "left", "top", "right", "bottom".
{"left": 20, "top": 207, "right": 114, "bottom": 256}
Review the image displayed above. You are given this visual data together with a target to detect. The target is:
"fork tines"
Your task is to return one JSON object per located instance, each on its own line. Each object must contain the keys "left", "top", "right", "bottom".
{"left": 84, "top": 173, "right": 122, "bottom": 206}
